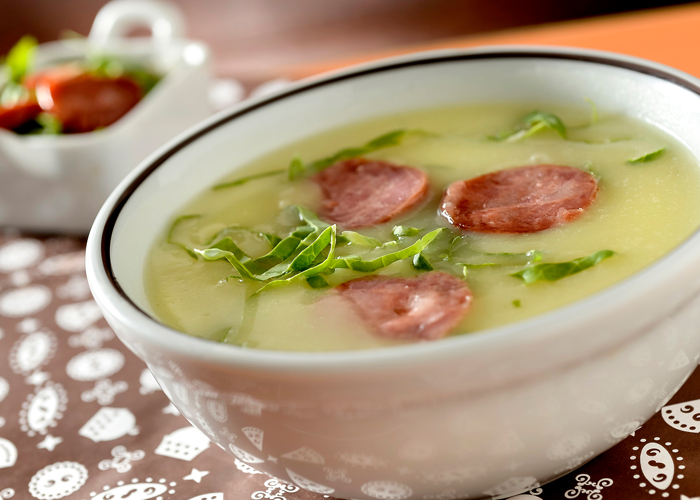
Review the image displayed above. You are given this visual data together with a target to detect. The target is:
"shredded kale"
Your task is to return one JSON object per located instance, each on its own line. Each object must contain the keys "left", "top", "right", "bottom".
{"left": 213, "top": 169, "right": 285, "bottom": 190}
{"left": 511, "top": 250, "right": 615, "bottom": 284}
{"left": 331, "top": 229, "right": 443, "bottom": 272}
{"left": 628, "top": 148, "right": 665, "bottom": 164}
{"left": 392, "top": 226, "right": 422, "bottom": 237}
{"left": 341, "top": 231, "right": 382, "bottom": 248}
{"left": 490, "top": 110, "right": 567, "bottom": 142}
{"left": 585, "top": 98, "right": 598, "bottom": 125}
{"left": 288, "top": 129, "right": 426, "bottom": 180}
{"left": 412, "top": 252, "right": 433, "bottom": 271}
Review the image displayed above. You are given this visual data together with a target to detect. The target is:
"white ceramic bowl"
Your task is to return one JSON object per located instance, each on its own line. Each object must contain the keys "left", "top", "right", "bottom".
{"left": 86, "top": 46, "right": 700, "bottom": 500}
{"left": 0, "top": 0, "right": 212, "bottom": 233}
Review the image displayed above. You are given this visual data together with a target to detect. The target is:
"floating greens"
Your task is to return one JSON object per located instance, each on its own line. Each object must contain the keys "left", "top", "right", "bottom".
{"left": 490, "top": 111, "right": 567, "bottom": 142}
{"left": 340, "top": 231, "right": 382, "bottom": 248}
{"left": 168, "top": 206, "right": 444, "bottom": 295}
{"left": 511, "top": 250, "right": 615, "bottom": 284}
{"left": 628, "top": 147, "right": 665, "bottom": 164}
{"left": 441, "top": 235, "right": 543, "bottom": 270}
{"left": 392, "top": 226, "right": 422, "bottom": 237}
{"left": 288, "top": 129, "right": 426, "bottom": 180}
{"left": 167, "top": 214, "right": 201, "bottom": 259}
{"left": 331, "top": 229, "right": 443, "bottom": 272}
{"left": 213, "top": 169, "right": 285, "bottom": 190}
{"left": 585, "top": 98, "right": 598, "bottom": 125}
{"left": 412, "top": 253, "right": 433, "bottom": 271}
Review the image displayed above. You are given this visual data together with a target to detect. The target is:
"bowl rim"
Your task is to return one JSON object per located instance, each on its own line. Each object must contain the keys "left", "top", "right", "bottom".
{"left": 87, "top": 44, "right": 700, "bottom": 372}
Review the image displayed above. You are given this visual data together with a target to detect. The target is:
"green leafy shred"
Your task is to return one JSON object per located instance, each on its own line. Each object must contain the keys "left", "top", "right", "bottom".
{"left": 250, "top": 226, "right": 314, "bottom": 270}
{"left": 254, "top": 225, "right": 338, "bottom": 294}
{"left": 172, "top": 206, "right": 444, "bottom": 297}
{"left": 2, "top": 35, "right": 37, "bottom": 83}
{"left": 204, "top": 226, "right": 282, "bottom": 248}
{"left": 32, "top": 113, "right": 62, "bottom": 135}
{"left": 306, "top": 275, "right": 330, "bottom": 289}
{"left": 288, "top": 156, "right": 305, "bottom": 181}
{"left": 461, "top": 262, "right": 500, "bottom": 268}
{"left": 583, "top": 162, "right": 601, "bottom": 182}
{"left": 213, "top": 169, "right": 285, "bottom": 190}
{"left": 480, "top": 249, "right": 543, "bottom": 262}
{"left": 628, "top": 147, "right": 665, "bottom": 164}
{"left": 511, "top": 250, "right": 615, "bottom": 284}
{"left": 412, "top": 252, "right": 433, "bottom": 271}
{"left": 490, "top": 110, "right": 567, "bottom": 142}
{"left": 294, "top": 205, "right": 330, "bottom": 231}
{"left": 288, "top": 225, "right": 335, "bottom": 272}
{"left": 288, "top": 129, "right": 425, "bottom": 180}
{"left": 392, "top": 226, "right": 421, "bottom": 237}
{"left": 513, "top": 299, "right": 521, "bottom": 307}
{"left": 331, "top": 228, "right": 443, "bottom": 272}
{"left": 585, "top": 98, "right": 598, "bottom": 125}
{"left": 341, "top": 231, "right": 382, "bottom": 248}
{"left": 166, "top": 214, "right": 201, "bottom": 258}
{"left": 444, "top": 240, "right": 543, "bottom": 271}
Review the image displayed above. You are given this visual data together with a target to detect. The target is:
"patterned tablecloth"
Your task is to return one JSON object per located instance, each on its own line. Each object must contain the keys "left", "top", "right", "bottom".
{"left": 0, "top": 232, "right": 699, "bottom": 500}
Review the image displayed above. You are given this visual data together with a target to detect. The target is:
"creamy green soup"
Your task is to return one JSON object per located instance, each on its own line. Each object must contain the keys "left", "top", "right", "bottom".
{"left": 145, "top": 103, "right": 700, "bottom": 352}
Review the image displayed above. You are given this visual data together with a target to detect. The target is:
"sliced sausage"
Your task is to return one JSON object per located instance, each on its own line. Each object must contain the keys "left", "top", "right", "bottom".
{"left": 440, "top": 164, "right": 597, "bottom": 233}
{"left": 0, "top": 100, "right": 41, "bottom": 130}
{"left": 313, "top": 158, "right": 429, "bottom": 229}
{"left": 33, "top": 67, "right": 142, "bottom": 133}
{"left": 337, "top": 272, "right": 472, "bottom": 341}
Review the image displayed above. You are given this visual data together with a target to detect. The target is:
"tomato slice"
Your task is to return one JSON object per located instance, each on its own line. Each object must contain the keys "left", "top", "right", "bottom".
{"left": 0, "top": 100, "right": 41, "bottom": 131}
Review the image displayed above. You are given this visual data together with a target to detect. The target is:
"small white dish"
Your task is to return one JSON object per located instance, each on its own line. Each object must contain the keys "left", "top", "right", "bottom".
{"left": 0, "top": 0, "right": 212, "bottom": 233}
{"left": 87, "top": 46, "right": 700, "bottom": 499}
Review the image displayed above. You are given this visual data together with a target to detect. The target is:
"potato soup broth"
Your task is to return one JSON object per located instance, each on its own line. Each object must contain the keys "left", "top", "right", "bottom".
{"left": 145, "top": 103, "right": 700, "bottom": 351}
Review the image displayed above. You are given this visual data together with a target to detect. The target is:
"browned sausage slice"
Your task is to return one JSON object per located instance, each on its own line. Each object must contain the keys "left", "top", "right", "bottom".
{"left": 33, "top": 67, "right": 142, "bottom": 133}
{"left": 440, "top": 164, "right": 597, "bottom": 233}
{"left": 337, "top": 272, "right": 472, "bottom": 341}
{"left": 0, "top": 100, "right": 41, "bottom": 130}
{"left": 313, "top": 158, "right": 429, "bottom": 229}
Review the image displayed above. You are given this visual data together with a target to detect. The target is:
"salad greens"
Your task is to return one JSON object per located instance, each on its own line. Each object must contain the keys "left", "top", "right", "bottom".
{"left": 1, "top": 35, "right": 161, "bottom": 135}
{"left": 2, "top": 35, "right": 37, "bottom": 84}
{"left": 1, "top": 36, "right": 37, "bottom": 109}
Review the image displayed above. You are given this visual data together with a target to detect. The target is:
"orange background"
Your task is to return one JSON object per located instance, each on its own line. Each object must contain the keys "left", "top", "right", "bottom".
{"left": 289, "top": 3, "right": 700, "bottom": 81}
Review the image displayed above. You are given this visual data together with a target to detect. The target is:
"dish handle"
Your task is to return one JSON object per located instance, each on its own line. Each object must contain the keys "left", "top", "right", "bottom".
{"left": 88, "top": 0, "right": 186, "bottom": 49}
